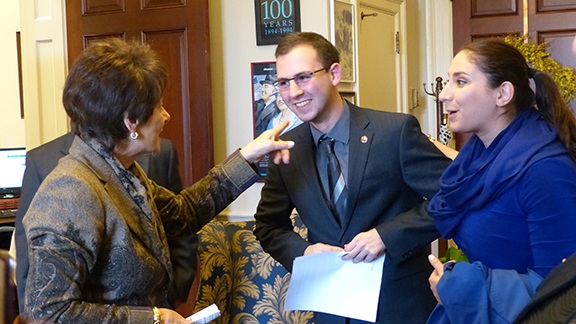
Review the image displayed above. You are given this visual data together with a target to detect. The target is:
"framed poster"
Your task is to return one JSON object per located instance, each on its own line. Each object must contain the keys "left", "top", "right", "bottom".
{"left": 254, "top": 0, "right": 301, "bottom": 46}
{"left": 331, "top": 0, "right": 355, "bottom": 82}
{"left": 251, "top": 61, "right": 303, "bottom": 178}
{"left": 339, "top": 91, "right": 356, "bottom": 105}
{"left": 251, "top": 62, "right": 277, "bottom": 178}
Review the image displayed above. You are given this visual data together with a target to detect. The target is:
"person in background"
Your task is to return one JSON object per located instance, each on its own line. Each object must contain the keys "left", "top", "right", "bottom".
{"left": 254, "top": 74, "right": 280, "bottom": 137}
{"left": 266, "top": 92, "right": 303, "bottom": 135}
{"left": 427, "top": 39, "right": 576, "bottom": 324}
{"left": 253, "top": 32, "right": 451, "bottom": 324}
{"left": 13, "top": 132, "right": 196, "bottom": 314}
{"left": 22, "top": 38, "right": 294, "bottom": 324}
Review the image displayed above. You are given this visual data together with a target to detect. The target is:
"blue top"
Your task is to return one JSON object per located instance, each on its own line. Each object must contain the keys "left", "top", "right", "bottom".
{"left": 427, "top": 108, "right": 576, "bottom": 324}
{"left": 430, "top": 108, "right": 576, "bottom": 277}
{"left": 454, "top": 154, "right": 576, "bottom": 277}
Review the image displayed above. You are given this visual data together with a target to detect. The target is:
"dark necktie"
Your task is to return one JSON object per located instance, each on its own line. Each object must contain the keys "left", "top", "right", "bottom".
{"left": 319, "top": 135, "right": 347, "bottom": 225}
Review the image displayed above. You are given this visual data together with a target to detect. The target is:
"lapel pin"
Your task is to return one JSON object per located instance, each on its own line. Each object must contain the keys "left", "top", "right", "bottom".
{"left": 360, "top": 135, "right": 368, "bottom": 144}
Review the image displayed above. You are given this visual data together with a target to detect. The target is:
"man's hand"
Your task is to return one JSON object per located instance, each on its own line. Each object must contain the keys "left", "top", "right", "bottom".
{"left": 304, "top": 243, "right": 344, "bottom": 255}
{"left": 341, "top": 228, "right": 386, "bottom": 263}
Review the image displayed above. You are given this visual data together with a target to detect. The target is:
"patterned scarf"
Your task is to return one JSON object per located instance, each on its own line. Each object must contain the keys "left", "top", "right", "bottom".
{"left": 428, "top": 108, "right": 567, "bottom": 239}
{"left": 82, "top": 136, "right": 154, "bottom": 221}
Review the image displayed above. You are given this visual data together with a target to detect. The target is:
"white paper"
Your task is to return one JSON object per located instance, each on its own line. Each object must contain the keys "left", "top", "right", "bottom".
{"left": 186, "top": 304, "right": 221, "bottom": 324}
{"left": 284, "top": 252, "right": 385, "bottom": 322}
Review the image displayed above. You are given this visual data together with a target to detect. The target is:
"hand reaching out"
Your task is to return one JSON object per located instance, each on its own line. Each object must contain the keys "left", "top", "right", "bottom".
{"left": 240, "top": 121, "right": 295, "bottom": 165}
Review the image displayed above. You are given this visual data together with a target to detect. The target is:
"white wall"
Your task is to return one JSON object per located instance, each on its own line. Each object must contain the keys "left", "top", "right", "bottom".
{"left": 210, "top": 0, "right": 331, "bottom": 220}
{"left": 0, "top": 1, "right": 26, "bottom": 148}
{"left": 211, "top": 0, "right": 452, "bottom": 219}
{"left": 2, "top": 0, "right": 451, "bottom": 219}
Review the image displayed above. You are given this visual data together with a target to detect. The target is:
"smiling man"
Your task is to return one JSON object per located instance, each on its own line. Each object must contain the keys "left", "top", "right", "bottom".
{"left": 253, "top": 32, "right": 451, "bottom": 324}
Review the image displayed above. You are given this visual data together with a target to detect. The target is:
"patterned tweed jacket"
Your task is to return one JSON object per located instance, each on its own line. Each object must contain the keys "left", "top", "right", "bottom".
{"left": 23, "top": 136, "right": 259, "bottom": 324}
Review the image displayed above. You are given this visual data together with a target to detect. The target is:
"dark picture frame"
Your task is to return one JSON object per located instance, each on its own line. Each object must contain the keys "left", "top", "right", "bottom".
{"left": 331, "top": 0, "right": 355, "bottom": 82}
{"left": 254, "top": 0, "right": 301, "bottom": 46}
{"left": 339, "top": 91, "right": 356, "bottom": 105}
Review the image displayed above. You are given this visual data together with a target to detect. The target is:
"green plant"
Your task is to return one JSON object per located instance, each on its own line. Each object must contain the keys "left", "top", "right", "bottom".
{"left": 505, "top": 34, "right": 576, "bottom": 104}
{"left": 439, "top": 247, "right": 469, "bottom": 263}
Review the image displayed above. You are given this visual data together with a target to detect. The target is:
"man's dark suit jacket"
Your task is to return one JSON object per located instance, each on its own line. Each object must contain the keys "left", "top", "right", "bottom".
{"left": 254, "top": 103, "right": 451, "bottom": 324}
{"left": 14, "top": 132, "right": 197, "bottom": 312}
{"left": 512, "top": 251, "right": 576, "bottom": 324}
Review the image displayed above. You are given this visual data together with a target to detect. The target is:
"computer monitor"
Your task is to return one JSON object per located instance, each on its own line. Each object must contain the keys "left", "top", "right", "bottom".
{"left": 0, "top": 148, "right": 26, "bottom": 199}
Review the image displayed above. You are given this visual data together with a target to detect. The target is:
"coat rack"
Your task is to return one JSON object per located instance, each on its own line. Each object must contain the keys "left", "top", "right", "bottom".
{"left": 423, "top": 77, "right": 451, "bottom": 144}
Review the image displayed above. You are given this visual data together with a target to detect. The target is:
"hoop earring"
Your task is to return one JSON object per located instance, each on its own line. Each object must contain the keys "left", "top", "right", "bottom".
{"left": 130, "top": 132, "right": 138, "bottom": 140}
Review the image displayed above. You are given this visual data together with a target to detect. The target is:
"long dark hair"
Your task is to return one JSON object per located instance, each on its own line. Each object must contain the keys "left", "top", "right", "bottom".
{"left": 463, "top": 39, "right": 576, "bottom": 160}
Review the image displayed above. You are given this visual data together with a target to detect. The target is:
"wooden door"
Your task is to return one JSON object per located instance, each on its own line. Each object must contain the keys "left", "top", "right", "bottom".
{"left": 452, "top": 0, "right": 576, "bottom": 148}
{"left": 65, "top": 0, "right": 213, "bottom": 187}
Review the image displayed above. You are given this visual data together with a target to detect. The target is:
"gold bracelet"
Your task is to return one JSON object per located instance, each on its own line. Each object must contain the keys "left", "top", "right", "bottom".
{"left": 153, "top": 306, "right": 161, "bottom": 324}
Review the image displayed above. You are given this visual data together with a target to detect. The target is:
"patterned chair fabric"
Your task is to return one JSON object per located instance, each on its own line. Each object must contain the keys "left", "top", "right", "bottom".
{"left": 194, "top": 212, "right": 314, "bottom": 324}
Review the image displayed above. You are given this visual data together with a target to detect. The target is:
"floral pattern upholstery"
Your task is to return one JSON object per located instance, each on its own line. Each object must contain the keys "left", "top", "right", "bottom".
{"left": 194, "top": 212, "right": 313, "bottom": 324}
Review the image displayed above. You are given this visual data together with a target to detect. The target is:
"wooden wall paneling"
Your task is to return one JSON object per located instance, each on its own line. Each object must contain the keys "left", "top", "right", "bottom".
{"left": 537, "top": 0, "right": 576, "bottom": 13}
{"left": 471, "top": 0, "right": 518, "bottom": 17}
{"left": 538, "top": 30, "right": 576, "bottom": 68}
{"left": 143, "top": 29, "right": 192, "bottom": 186}
{"left": 82, "top": 0, "right": 125, "bottom": 15}
{"left": 66, "top": 0, "right": 213, "bottom": 187}
{"left": 141, "top": 0, "right": 186, "bottom": 10}
{"left": 452, "top": 0, "right": 522, "bottom": 54}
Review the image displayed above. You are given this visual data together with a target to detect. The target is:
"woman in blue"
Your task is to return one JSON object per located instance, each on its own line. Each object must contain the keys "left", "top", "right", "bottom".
{"left": 426, "top": 39, "right": 576, "bottom": 324}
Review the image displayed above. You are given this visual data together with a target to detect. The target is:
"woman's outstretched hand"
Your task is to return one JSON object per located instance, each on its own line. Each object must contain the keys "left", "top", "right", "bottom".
{"left": 240, "top": 121, "right": 295, "bottom": 164}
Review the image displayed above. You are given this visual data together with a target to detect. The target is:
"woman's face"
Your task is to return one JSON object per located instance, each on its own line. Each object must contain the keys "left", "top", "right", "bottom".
{"left": 439, "top": 51, "right": 502, "bottom": 137}
{"left": 136, "top": 103, "right": 170, "bottom": 155}
{"left": 277, "top": 93, "right": 288, "bottom": 112}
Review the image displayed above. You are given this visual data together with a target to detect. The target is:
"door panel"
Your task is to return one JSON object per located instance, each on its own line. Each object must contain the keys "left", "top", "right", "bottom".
{"left": 452, "top": 0, "right": 522, "bottom": 54}
{"left": 471, "top": 0, "right": 518, "bottom": 16}
{"left": 537, "top": 0, "right": 576, "bottom": 12}
{"left": 357, "top": 3, "right": 400, "bottom": 113}
{"left": 66, "top": 0, "right": 212, "bottom": 187}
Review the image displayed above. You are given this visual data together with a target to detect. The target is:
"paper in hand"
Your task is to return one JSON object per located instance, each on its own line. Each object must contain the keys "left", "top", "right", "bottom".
{"left": 186, "top": 304, "right": 221, "bottom": 324}
{"left": 284, "top": 251, "right": 385, "bottom": 322}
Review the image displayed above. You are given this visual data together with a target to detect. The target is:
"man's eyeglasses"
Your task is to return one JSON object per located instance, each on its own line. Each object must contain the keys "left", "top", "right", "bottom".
{"left": 274, "top": 68, "right": 328, "bottom": 90}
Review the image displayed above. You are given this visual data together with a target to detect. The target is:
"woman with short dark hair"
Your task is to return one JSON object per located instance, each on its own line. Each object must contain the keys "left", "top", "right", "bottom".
{"left": 23, "top": 38, "right": 294, "bottom": 324}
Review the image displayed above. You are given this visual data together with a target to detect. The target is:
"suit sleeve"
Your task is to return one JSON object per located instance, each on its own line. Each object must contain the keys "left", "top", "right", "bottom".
{"left": 156, "top": 149, "right": 260, "bottom": 236}
{"left": 151, "top": 139, "right": 191, "bottom": 304}
{"left": 15, "top": 152, "right": 43, "bottom": 312}
{"left": 160, "top": 139, "right": 183, "bottom": 193}
{"left": 376, "top": 115, "right": 451, "bottom": 264}
{"left": 253, "top": 157, "right": 310, "bottom": 272}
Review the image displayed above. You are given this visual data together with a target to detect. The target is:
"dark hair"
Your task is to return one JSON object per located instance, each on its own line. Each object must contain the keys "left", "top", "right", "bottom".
{"left": 275, "top": 32, "right": 339, "bottom": 69}
{"left": 462, "top": 39, "right": 576, "bottom": 160}
{"left": 63, "top": 38, "right": 167, "bottom": 151}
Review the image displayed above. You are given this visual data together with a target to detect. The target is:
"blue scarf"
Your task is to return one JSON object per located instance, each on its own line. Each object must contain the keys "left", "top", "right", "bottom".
{"left": 429, "top": 108, "right": 567, "bottom": 239}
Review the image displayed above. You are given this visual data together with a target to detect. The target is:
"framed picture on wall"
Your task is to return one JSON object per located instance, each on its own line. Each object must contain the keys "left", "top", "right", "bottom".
{"left": 251, "top": 61, "right": 304, "bottom": 178}
{"left": 339, "top": 91, "right": 356, "bottom": 105}
{"left": 251, "top": 61, "right": 277, "bottom": 178}
{"left": 330, "top": 0, "right": 355, "bottom": 82}
{"left": 254, "top": 0, "right": 301, "bottom": 46}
